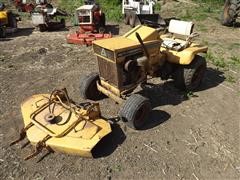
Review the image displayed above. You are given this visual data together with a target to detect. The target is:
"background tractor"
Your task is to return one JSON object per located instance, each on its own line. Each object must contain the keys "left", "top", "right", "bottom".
{"left": 13, "top": 0, "right": 35, "bottom": 13}
{"left": 74, "top": 2, "right": 105, "bottom": 33}
{"left": 0, "top": 2, "right": 20, "bottom": 38}
{"left": 122, "top": 0, "right": 164, "bottom": 27}
{"left": 31, "top": 1, "right": 67, "bottom": 32}
{"left": 79, "top": 20, "right": 208, "bottom": 130}
{"left": 67, "top": 1, "right": 111, "bottom": 46}
{"left": 221, "top": 0, "right": 240, "bottom": 26}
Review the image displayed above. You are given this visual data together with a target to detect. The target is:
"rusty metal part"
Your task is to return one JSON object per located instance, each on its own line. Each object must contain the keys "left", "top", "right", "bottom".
{"left": 10, "top": 122, "right": 34, "bottom": 146}
{"left": 24, "top": 135, "right": 52, "bottom": 161}
{"left": 97, "top": 82, "right": 123, "bottom": 104}
{"left": 44, "top": 113, "right": 56, "bottom": 123}
{"left": 13, "top": 88, "right": 112, "bottom": 159}
{"left": 100, "top": 80, "right": 121, "bottom": 97}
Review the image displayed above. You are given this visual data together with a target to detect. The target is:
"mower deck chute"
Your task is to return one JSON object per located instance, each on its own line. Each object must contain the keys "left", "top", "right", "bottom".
{"left": 11, "top": 89, "right": 111, "bottom": 160}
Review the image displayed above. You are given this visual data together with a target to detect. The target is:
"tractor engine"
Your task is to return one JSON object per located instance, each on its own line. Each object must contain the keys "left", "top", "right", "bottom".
{"left": 92, "top": 25, "right": 164, "bottom": 97}
{"left": 93, "top": 40, "right": 163, "bottom": 95}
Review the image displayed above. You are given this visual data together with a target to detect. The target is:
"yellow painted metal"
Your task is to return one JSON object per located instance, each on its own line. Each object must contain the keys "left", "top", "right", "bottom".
{"left": 93, "top": 25, "right": 160, "bottom": 51}
{"left": 160, "top": 41, "right": 208, "bottom": 65}
{"left": 123, "top": 25, "right": 160, "bottom": 42}
{"left": 94, "top": 36, "right": 139, "bottom": 51}
{"left": 97, "top": 82, "right": 123, "bottom": 104}
{"left": 100, "top": 80, "right": 121, "bottom": 96}
{"left": 21, "top": 94, "right": 112, "bottom": 158}
{"left": 0, "top": 10, "right": 8, "bottom": 25}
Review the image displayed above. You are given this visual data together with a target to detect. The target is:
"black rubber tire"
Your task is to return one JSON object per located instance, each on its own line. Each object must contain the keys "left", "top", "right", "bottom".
{"left": 60, "top": 19, "right": 66, "bottom": 28}
{"left": 119, "top": 94, "right": 151, "bottom": 130}
{"left": 100, "top": 13, "right": 106, "bottom": 27}
{"left": 124, "top": 13, "right": 130, "bottom": 25}
{"left": 173, "top": 55, "right": 207, "bottom": 91}
{"left": 129, "top": 13, "right": 136, "bottom": 28}
{"left": 39, "top": 24, "right": 47, "bottom": 32}
{"left": 221, "top": 0, "right": 240, "bottom": 26}
{"left": 0, "top": 27, "right": 6, "bottom": 38}
{"left": 7, "top": 12, "right": 17, "bottom": 28}
{"left": 79, "top": 73, "right": 102, "bottom": 100}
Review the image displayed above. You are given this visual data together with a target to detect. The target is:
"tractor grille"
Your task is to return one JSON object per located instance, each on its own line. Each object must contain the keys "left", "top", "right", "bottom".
{"left": 93, "top": 45, "right": 114, "bottom": 61}
{"left": 79, "top": 16, "right": 90, "bottom": 23}
{"left": 97, "top": 57, "right": 118, "bottom": 86}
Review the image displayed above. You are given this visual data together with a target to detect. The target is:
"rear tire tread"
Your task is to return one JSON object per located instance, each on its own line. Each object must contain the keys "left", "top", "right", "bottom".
{"left": 119, "top": 94, "right": 151, "bottom": 130}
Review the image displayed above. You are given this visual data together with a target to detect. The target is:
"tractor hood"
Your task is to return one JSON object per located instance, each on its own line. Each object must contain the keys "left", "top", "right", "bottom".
{"left": 77, "top": 5, "right": 95, "bottom": 11}
{"left": 93, "top": 25, "right": 161, "bottom": 51}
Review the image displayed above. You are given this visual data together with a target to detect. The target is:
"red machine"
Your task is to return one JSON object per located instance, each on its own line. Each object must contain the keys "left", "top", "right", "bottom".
{"left": 66, "top": 3, "right": 112, "bottom": 46}
{"left": 14, "top": 0, "right": 35, "bottom": 13}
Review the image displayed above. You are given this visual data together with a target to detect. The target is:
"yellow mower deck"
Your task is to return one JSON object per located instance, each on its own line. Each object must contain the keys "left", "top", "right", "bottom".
{"left": 12, "top": 90, "right": 111, "bottom": 159}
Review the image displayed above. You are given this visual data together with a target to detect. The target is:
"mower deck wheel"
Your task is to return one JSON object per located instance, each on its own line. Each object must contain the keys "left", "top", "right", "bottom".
{"left": 173, "top": 55, "right": 206, "bottom": 91}
{"left": 79, "top": 73, "right": 103, "bottom": 100}
{"left": 119, "top": 94, "right": 151, "bottom": 130}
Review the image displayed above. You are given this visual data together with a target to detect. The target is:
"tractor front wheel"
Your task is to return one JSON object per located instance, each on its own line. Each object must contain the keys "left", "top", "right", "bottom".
{"left": 79, "top": 73, "right": 103, "bottom": 100}
{"left": 0, "top": 27, "right": 6, "bottom": 38}
{"left": 173, "top": 55, "right": 206, "bottom": 91}
{"left": 119, "top": 94, "right": 151, "bottom": 130}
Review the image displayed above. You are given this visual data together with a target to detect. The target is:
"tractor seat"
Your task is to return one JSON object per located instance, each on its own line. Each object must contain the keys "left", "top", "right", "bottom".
{"left": 161, "top": 20, "right": 198, "bottom": 51}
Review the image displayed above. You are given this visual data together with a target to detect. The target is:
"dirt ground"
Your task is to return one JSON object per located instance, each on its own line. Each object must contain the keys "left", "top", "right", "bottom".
{"left": 1, "top": 2, "right": 240, "bottom": 180}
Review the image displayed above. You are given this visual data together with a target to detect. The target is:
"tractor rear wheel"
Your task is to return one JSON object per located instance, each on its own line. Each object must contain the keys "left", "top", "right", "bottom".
{"left": 119, "top": 94, "right": 151, "bottom": 130}
{"left": 7, "top": 12, "right": 17, "bottom": 28}
{"left": 0, "top": 27, "right": 6, "bottom": 38}
{"left": 129, "top": 13, "right": 136, "bottom": 28}
{"left": 173, "top": 55, "right": 206, "bottom": 91}
{"left": 124, "top": 13, "right": 130, "bottom": 25}
{"left": 100, "top": 13, "right": 106, "bottom": 27}
{"left": 60, "top": 19, "right": 66, "bottom": 28}
{"left": 39, "top": 24, "right": 47, "bottom": 32}
{"left": 221, "top": 0, "right": 240, "bottom": 26}
{"left": 79, "top": 73, "right": 103, "bottom": 100}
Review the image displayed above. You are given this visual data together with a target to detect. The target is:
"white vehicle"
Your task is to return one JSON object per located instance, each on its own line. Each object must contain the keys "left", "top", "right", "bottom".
{"left": 122, "top": 0, "right": 163, "bottom": 27}
{"left": 122, "top": 0, "right": 155, "bottom": 15}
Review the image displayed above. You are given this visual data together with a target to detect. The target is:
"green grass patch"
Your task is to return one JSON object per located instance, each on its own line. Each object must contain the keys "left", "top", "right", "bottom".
{"left": 198, "top": 24, "right": 208, "bottom": 32}
{"left": 228, "top": 43, "right": 240, "bottom": 50}
{"left": 228, "top": 56, "right": 240, "bottom": 70}
{"left": 206, "top": 52, "right": 240, "bottom": 72}
{"left": 180, "top": 2, "right": 223, "bottom": 21}
{"left": 225, "top": 75, "right": 237, "bottom": 83}
{"left": 206, "top": 52, "right": 227, "bottom": 69}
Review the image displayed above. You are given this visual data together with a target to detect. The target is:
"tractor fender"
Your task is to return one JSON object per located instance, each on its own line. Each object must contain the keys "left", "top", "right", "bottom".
{"left": 161, "top": 44, "right": 208, "bottom": 65}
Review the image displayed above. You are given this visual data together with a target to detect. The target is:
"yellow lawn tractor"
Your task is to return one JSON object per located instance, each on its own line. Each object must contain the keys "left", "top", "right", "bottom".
{"left": 0, "top": 3, "right": 20, "bottom": 38}
{"left": 79, "top": 19, "right": 208, "bottom": 130}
